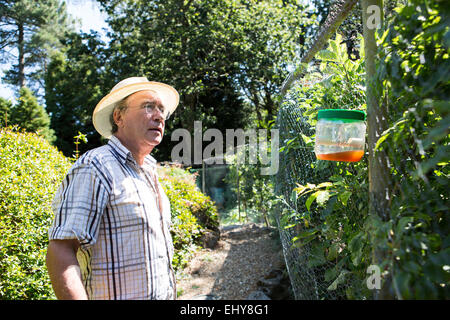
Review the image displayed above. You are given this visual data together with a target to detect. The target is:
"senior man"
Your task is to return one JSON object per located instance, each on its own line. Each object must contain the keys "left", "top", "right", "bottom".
{"left": 46, "top": 77, "right": 179, "bottom": 300}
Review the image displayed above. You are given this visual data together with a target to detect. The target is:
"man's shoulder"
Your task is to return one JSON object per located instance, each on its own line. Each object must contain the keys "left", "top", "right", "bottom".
{"left": 65, "top": 144, "right": 119, "bottom": 186}
{"left": 78, "top": 144, "right": 112, "bottom": 164}
{"left": 70, "top": 144, "right": 120, "bottom": 175}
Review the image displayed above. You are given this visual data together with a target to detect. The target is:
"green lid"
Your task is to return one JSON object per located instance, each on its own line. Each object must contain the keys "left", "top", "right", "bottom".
{"left": 318, "top": 109, "right": 366, "bottom": 121}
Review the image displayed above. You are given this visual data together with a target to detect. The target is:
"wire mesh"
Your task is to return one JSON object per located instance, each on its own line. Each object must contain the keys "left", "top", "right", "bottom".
{"left": 273, "top": 74, "right": 369, "bottom": 299}
{"left": 273, "top": 98, "right": 332, "bottom": 300}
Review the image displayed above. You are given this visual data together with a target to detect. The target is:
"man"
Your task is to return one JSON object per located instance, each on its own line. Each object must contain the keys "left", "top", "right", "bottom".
{"left": 46, "top": 77, "right": 179, "bottom": 300}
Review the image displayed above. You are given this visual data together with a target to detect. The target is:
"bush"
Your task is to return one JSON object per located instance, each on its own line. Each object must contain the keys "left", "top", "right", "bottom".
{"left": 159, "top": 164, "right": 219, "bottom": 271}
{"left": 372, "top": 0, "right": 450, "bottom": 299}
{"left": 6, "top": 88, "right": 56, "bottom": 144}
{"left": 0, "top": 127, "right": 72, "bottom": 299}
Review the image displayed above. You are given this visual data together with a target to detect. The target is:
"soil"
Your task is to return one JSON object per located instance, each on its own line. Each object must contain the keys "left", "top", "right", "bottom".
{"left": 176, "top": 223, "right": 285, "bottom": 300}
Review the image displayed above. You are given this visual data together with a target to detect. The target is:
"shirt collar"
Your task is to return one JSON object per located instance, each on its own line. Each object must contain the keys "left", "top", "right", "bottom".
{"left": 108, "top": 135, "right": 158, "bottom": 168}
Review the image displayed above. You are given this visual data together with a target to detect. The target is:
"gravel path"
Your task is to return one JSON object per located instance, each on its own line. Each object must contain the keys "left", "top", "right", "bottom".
{"left": 176, "top": 223, "right": 285, "bottom": 300}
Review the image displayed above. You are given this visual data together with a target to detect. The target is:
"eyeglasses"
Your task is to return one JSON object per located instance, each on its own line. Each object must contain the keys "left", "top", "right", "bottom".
{"left": 141, "top": 102, "right": 171, "bottom": 120}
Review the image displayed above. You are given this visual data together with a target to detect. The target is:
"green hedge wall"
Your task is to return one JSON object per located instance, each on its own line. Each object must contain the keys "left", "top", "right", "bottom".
{"left": 0, "top": 127, "right": 71, "bottom": 299}
{"left": 159, "top": 165, "right": 219, "bottom": 271}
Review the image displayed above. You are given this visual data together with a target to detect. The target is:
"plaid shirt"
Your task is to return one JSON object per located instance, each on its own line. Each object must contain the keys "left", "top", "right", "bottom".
{"left": 49, "top": 136, "right": 175, "bottom": 300}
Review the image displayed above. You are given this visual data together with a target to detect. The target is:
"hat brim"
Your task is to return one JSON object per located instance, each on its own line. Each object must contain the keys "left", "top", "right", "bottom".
{"left": 93, "top": 81, "right": 179, "bottom": 139}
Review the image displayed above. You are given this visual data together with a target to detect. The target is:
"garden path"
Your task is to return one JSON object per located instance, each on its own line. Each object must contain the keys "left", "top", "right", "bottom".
{"left": 176, "top": 223, "right": 285, "bottom": 300}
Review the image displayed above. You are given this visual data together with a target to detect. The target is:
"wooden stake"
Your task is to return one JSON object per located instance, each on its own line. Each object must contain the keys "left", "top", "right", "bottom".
{"left": 361, "top": 0, "right": 393, "bottom": 299}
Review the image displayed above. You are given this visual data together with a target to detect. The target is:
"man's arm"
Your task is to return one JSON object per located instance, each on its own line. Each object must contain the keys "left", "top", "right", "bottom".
{"left": 46, "top": 239, "right": 88, "bottom": 300}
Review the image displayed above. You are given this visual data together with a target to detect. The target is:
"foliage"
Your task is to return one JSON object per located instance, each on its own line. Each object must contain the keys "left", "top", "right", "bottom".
{"left": 56, "top": 0, "right": 314, "bottom": 162}
{"left": 0, "top": 127, "right": 72, "bottom": 299}
{"left": 45, "top": 33, "right": 109, "bottom": 157}
{"left": 72, "top": 131, "right": 88, "bottom": 160}
{"left": 6, "top": 87, "right": 56, "bottom": 143}
{"left": 97, "top": 0, "right": 253, "bottom": 161}
{"left": 41, "top": 0, "right": 317, "bottom": 160}
{"left": 224, "top": 131, "right": 278, "bottom": 226}
{"left": 277, "top": 0, "right": 449, "bottom": 299}
{"left": 277, "top": 33, "right": 371, "bottom": 299}
{"left": 0, "top": 0, "right": 75, "bottom": 93}
{"left": 229, "top": 0, "right": 314, "bottom": 123}
{"left": 159, "top": 164, "right": 219, "bottom": 271}
{"left": 371, "top": 0, "right": 450, "bottom": 299}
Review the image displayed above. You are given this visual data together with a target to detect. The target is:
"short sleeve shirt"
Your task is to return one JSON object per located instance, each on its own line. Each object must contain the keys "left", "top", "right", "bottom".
{"left": 49, "top": 135, "right": 175, "bottom": 300}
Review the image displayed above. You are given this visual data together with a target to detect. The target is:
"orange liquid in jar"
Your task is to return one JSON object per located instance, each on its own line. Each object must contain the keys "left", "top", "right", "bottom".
{"left": 316, "top": 150, "right": 364, "bottom": 162}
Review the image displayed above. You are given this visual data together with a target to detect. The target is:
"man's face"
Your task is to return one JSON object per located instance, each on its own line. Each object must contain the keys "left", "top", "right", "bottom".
{"left": 114, "top": 90, "right": 166, "bottom": 149}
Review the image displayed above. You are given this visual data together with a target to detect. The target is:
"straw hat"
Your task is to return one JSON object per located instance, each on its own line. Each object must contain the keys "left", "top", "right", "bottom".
{"left": 92, "top": 77, "right": 179, "bottom": 139}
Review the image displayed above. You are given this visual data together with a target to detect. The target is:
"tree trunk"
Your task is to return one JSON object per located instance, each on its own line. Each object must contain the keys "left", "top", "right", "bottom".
{"left": 18, "top": 22, "right": 25, "bottom": 89}
{"left": 361, "top": 0, "right": 393, "bottom": 300}
{"left": 265, "top": 88, "right": 275, "bottom": 122}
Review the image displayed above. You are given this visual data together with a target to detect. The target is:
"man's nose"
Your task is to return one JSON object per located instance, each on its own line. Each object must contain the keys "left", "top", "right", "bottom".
{"left": 151, "top": 108, "right": 165, "bottom": 123}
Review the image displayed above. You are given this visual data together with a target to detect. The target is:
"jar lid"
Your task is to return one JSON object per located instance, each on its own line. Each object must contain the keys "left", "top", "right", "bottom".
{"left": 318, "top": 109, "right": 366, "bottom": 121}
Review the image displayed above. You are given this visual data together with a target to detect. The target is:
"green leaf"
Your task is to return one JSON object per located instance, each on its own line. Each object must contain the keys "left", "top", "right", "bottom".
{"left": 327, "top": 243, "right": 340, "bottom": 261}
{"left": 306, "top": 191, "right": 319, "bottom": 211}
{"left": 317, "top": 49, "right": 337, "bottom": 62}
{"left": 374, "top": 132, "right": 390, "bottom": 151}
{"left": 317, "top": 182, "right": 333, "bottom": 188}
{"left": 300, "top": 133, "right": 314, "bottom": 147}
{"left": 338, "top": 191, "right": 352, "bottom": 206}
{"left": 349, "top": 232, "right": 365, "bottom": 266}
{"left": 324, "top": 267, "right": 339, "bottom": 282}
{"left": 307, "top": 244, "right": 327, "bottom": 268}
{"left": 292, "top": 228, "right": 318, "bottom": 241}
{"left": 294, "top": 184, "right": 308, "bottom": 195}
{"left": 396, "top": 216, "right": 414, "bottom": 237}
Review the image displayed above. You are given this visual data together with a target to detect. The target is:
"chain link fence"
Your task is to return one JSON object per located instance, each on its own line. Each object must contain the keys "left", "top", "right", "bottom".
{"left": 273, "top": 74, "right": 369, "bottom": 299}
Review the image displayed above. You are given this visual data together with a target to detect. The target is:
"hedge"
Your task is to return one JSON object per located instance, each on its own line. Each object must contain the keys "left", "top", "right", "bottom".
{"left": 159, "top": 164, "right": 219, "bottom": 271}
{"left": 0, "top": 127, "right": 71, "bottom": 299}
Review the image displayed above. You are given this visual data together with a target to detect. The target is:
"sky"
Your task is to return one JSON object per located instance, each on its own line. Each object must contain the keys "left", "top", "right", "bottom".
{"left": 0, "top": 0, "right": 109, "bottom": 101}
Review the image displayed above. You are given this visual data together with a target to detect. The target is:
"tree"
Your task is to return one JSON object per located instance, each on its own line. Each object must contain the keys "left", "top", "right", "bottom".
{"left": 0, "top": 97, "right": 12, "bottom": 126}
{"left": 0, "top": 0, "right": 74, "bottom": 93}
{"left": 230, "top": 0, "right": 312, "bottom": 124}
{"left": 96, "top": 0, "right": 312, "bottom": 161}
{"left": 9, "top": 86, "right": 56, "bottom": 143}
{"left": 280, "top": 0, "right": 359, "bottom": 95}
{"left": 45, "top": 0, "right": 315, "bottom": 160}
{"left": 95, "top": 0, "right": 252, "bottom": 162}
{"left": 45, "top": 32, "right": 109, "bottom": 157}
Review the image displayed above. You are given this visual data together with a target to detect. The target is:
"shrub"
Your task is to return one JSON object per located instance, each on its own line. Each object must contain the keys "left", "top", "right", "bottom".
{"left": 372, "top": 0, "right": 450, "bottom": 299}
{"left": 8, "top": 88, "right": 56, "bottom": 144}
{"left": 0, "top": 127, "right": 72, "bottom": 299}
{"left": 159, "top": 164, "right": 219, "bottom": 271}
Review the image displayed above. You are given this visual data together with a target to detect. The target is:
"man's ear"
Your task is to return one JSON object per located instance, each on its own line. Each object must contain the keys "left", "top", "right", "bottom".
{"left": 113, "top": 108, "right": 124, "bottom": 128}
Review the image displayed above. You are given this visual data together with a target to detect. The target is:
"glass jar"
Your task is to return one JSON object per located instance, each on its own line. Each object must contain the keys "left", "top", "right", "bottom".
{"left": 315, "top": 109, "right": 366, "bottom": 162}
